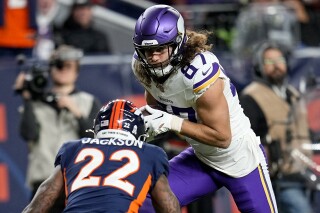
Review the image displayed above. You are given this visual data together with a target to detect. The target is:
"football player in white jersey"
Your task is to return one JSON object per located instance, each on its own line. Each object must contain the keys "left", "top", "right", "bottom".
{"left": 132, "top": 4, "right": 278, "bottom": 213}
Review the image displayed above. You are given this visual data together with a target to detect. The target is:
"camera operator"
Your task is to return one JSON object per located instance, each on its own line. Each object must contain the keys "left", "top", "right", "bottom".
{"left": 14, "top": 45, "right": 102, "bottom": 212}
{"left": 240, "top": 41, "right": 313, "bottom": 213}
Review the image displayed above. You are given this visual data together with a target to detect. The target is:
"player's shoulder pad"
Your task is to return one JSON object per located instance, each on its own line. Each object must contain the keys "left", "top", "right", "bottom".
{"left": 145, "top": 143, "right": 168, "bottom": 160}
{"left": 182, "top": 51, "right": 222, "bottom": 93}
{"left": 55, "top": 139, "right": 80, "bottom": 167}
{"left": 62, "top": 139, "right": 81, "bottom": 151}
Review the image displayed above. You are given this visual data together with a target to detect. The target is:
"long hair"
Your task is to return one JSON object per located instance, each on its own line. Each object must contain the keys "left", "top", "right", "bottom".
{"left": 134, "top": 30, "right": 212, "bottom": 89}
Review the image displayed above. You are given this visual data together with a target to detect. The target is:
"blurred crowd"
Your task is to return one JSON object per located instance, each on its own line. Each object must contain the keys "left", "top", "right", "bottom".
{"left": 0, "top": 0, "right": 319, "bottom": 59}
{"left": 0, "top": 0, "right": 111, "bottom": 60}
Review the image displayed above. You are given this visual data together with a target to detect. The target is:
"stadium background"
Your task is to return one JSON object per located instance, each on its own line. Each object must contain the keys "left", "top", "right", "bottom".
{"left": 1, "top": 0, "right": 320, "bottom": 212}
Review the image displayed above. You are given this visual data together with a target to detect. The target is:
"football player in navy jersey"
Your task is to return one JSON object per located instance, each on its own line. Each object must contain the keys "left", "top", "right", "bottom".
{"left": 132, "top": 4, "right": 278, "bottom": 213}
{"left": 22, "top": 99, "right": 180, "bottom": 213}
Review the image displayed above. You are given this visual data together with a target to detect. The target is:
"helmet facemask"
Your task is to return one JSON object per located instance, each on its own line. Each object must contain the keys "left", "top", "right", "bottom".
{"left": 134, "top": 42, "right": 182, "bottom": 80}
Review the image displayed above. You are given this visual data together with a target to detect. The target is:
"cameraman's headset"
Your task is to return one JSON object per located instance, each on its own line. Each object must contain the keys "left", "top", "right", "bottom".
{"left": 252, "top": 40, "right": 289, "bottom": 79}
{"left": 49, "top": 45, "right": 84, "bottom": 70}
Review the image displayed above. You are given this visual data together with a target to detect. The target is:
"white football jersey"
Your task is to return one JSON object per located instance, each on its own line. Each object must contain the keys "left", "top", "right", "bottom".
{"left": 132, "top": 51, "right": 261, "bottom": 177}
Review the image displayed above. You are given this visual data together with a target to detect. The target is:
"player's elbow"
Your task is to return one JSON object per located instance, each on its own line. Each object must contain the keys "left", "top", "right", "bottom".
{"left": 204, "top": 136, "right": 231, "bottom": 148}
{"left": 220, "top": 137, "right": 232, "bottom": 149}
{"left": 199, "top": 128, "right": 231, "bottom": 148}
{"left": 214, "top": 134, "right": 231, "bottom": 149}
{"left": 219, "top": 127, "right": 232, "bottom": 148}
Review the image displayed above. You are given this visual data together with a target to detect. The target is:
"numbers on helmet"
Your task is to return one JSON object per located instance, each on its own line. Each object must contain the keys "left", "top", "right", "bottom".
{"left": 71, "top": 148, "right": 140, "bottom": 196}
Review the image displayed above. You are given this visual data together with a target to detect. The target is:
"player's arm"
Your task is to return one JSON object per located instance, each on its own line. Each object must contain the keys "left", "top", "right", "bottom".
{"left": 180, "top": 78, "right": 231, "bottom": 148}
{"left": 144, "top": 79, "right": 231, "bottom": 148}
{"left": 150, "top": 174, "right": 180, "bottom": 213}
{"left": 22, "top": 166, "right": 64, "bottom": 213}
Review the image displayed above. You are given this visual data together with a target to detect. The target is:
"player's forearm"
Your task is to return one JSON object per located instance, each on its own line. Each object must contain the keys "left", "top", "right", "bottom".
{"left": 153, "top": 192, "right": 181, "bottom": 213}
{"left": 180, "top": 119, "right": 231, "bottom": 148}
{"left": 22, "top": 184, "right": 56, "bottom": 213}
{"left": 151, "top": 175, "right": 181, "bottom": 213}
{"left": 22, "top": 169, "right": 63, "bottom": 213}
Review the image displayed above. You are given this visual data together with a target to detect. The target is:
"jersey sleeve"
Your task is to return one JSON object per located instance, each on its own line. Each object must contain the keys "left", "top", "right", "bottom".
{"left": 54, "top": 142, "right": 68, "bottom": 168}
{"left": 54, "top": 141, "right": 78, "bottom": 168}
{"left": 184, "top": 51, "right": 223, "bottom": 100}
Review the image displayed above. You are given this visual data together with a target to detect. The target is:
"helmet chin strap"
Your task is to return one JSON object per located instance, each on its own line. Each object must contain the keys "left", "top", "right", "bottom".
{"left": 150, "top": 64, "right": 174, "bottom": 78}
{"left": 148, "top": 64, "right": 178, "bottom": 85}
{"left": 148, "top": 52, "right": 182, "bottom": 80}
{"left": 145, "top": 43, "right": 183, "bottom": 79}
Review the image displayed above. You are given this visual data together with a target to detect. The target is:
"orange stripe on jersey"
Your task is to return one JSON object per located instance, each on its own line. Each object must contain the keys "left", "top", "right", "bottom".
{"left": 127, "top": 174, "right": 152, "bottom": 213}
{"left": 63, "top": 168, "right": 68, "bottom": 204}
{"left": 0, "top": 164, "right": 9, "bottom": 202}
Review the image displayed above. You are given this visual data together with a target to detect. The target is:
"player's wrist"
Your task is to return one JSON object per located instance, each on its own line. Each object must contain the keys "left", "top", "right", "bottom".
{"left": 171, "top": 115, "right": 184, "bottom": 132}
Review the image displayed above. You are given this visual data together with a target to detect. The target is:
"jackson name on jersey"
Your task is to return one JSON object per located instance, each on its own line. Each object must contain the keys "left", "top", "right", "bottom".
{"left": 81, "top": 137, "right": 144, "bottom": 148}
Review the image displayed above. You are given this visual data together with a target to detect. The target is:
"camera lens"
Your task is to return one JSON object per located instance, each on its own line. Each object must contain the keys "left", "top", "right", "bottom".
{"left": 30, "top": 74, "right": 48, "bottom": 94}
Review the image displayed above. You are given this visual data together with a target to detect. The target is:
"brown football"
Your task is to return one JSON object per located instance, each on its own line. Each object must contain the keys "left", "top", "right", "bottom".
{"left": 141, "top": 109, "right": 151, "bottom": 116}
{"left": 141, "top": 105, "right": 164, "bottom": 116}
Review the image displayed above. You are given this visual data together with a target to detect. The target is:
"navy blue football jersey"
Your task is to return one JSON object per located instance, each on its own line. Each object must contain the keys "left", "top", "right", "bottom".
{"left": 54, "top": 137, "right": 169, "bottom": 213}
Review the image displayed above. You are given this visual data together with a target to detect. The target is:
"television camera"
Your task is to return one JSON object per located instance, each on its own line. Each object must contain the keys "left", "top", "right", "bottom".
{"left": 14, "top": 53, "right": 52, "bottom": 102}
{"left": 15, "top": 46, "right": 83, "bottom": 105}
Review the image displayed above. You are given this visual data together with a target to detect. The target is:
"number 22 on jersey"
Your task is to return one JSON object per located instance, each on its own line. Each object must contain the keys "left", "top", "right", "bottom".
{"left": 71, "top": 148, "right": 140, "bottom": 196}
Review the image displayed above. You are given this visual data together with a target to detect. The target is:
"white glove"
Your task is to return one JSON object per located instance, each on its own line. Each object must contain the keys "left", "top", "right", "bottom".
{"left": 141, "top": 105, "right": 184, "bottom": 136}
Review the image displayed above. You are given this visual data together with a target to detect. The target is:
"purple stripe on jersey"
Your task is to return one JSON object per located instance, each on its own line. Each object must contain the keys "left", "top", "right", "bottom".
{"left": 230, "top": 82, "right": 237, "bottom": 97}
{"left": 193, "top": 62, "right": 220, "bottom": 90}
{"left": 198, "top": 53, "right": 207, "bottom": 65}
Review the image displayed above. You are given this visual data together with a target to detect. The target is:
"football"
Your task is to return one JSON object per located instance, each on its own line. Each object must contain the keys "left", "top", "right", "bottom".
{"left": 141, "top": 108, "right": 151, "bottom": 116}
{"left": 141, "top": 105, "right": 164, "bottom": 116}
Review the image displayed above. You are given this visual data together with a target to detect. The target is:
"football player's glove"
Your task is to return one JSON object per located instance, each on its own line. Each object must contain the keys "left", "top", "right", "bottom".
{"left": 141, "top": 105, "right": 183, "bottom": 136}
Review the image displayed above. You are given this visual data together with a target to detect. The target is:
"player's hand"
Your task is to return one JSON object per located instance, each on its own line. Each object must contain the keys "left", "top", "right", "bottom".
{"left": 141, "top": 105, "right": 183, "bottom": 136}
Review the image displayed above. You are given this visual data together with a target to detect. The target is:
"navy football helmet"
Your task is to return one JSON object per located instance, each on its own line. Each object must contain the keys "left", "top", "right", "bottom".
{"left": 93, "top": 99, "right": 146, "bottom": 140}
{"left": 133, "top": 5, "right": 187, "bottom": 79}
